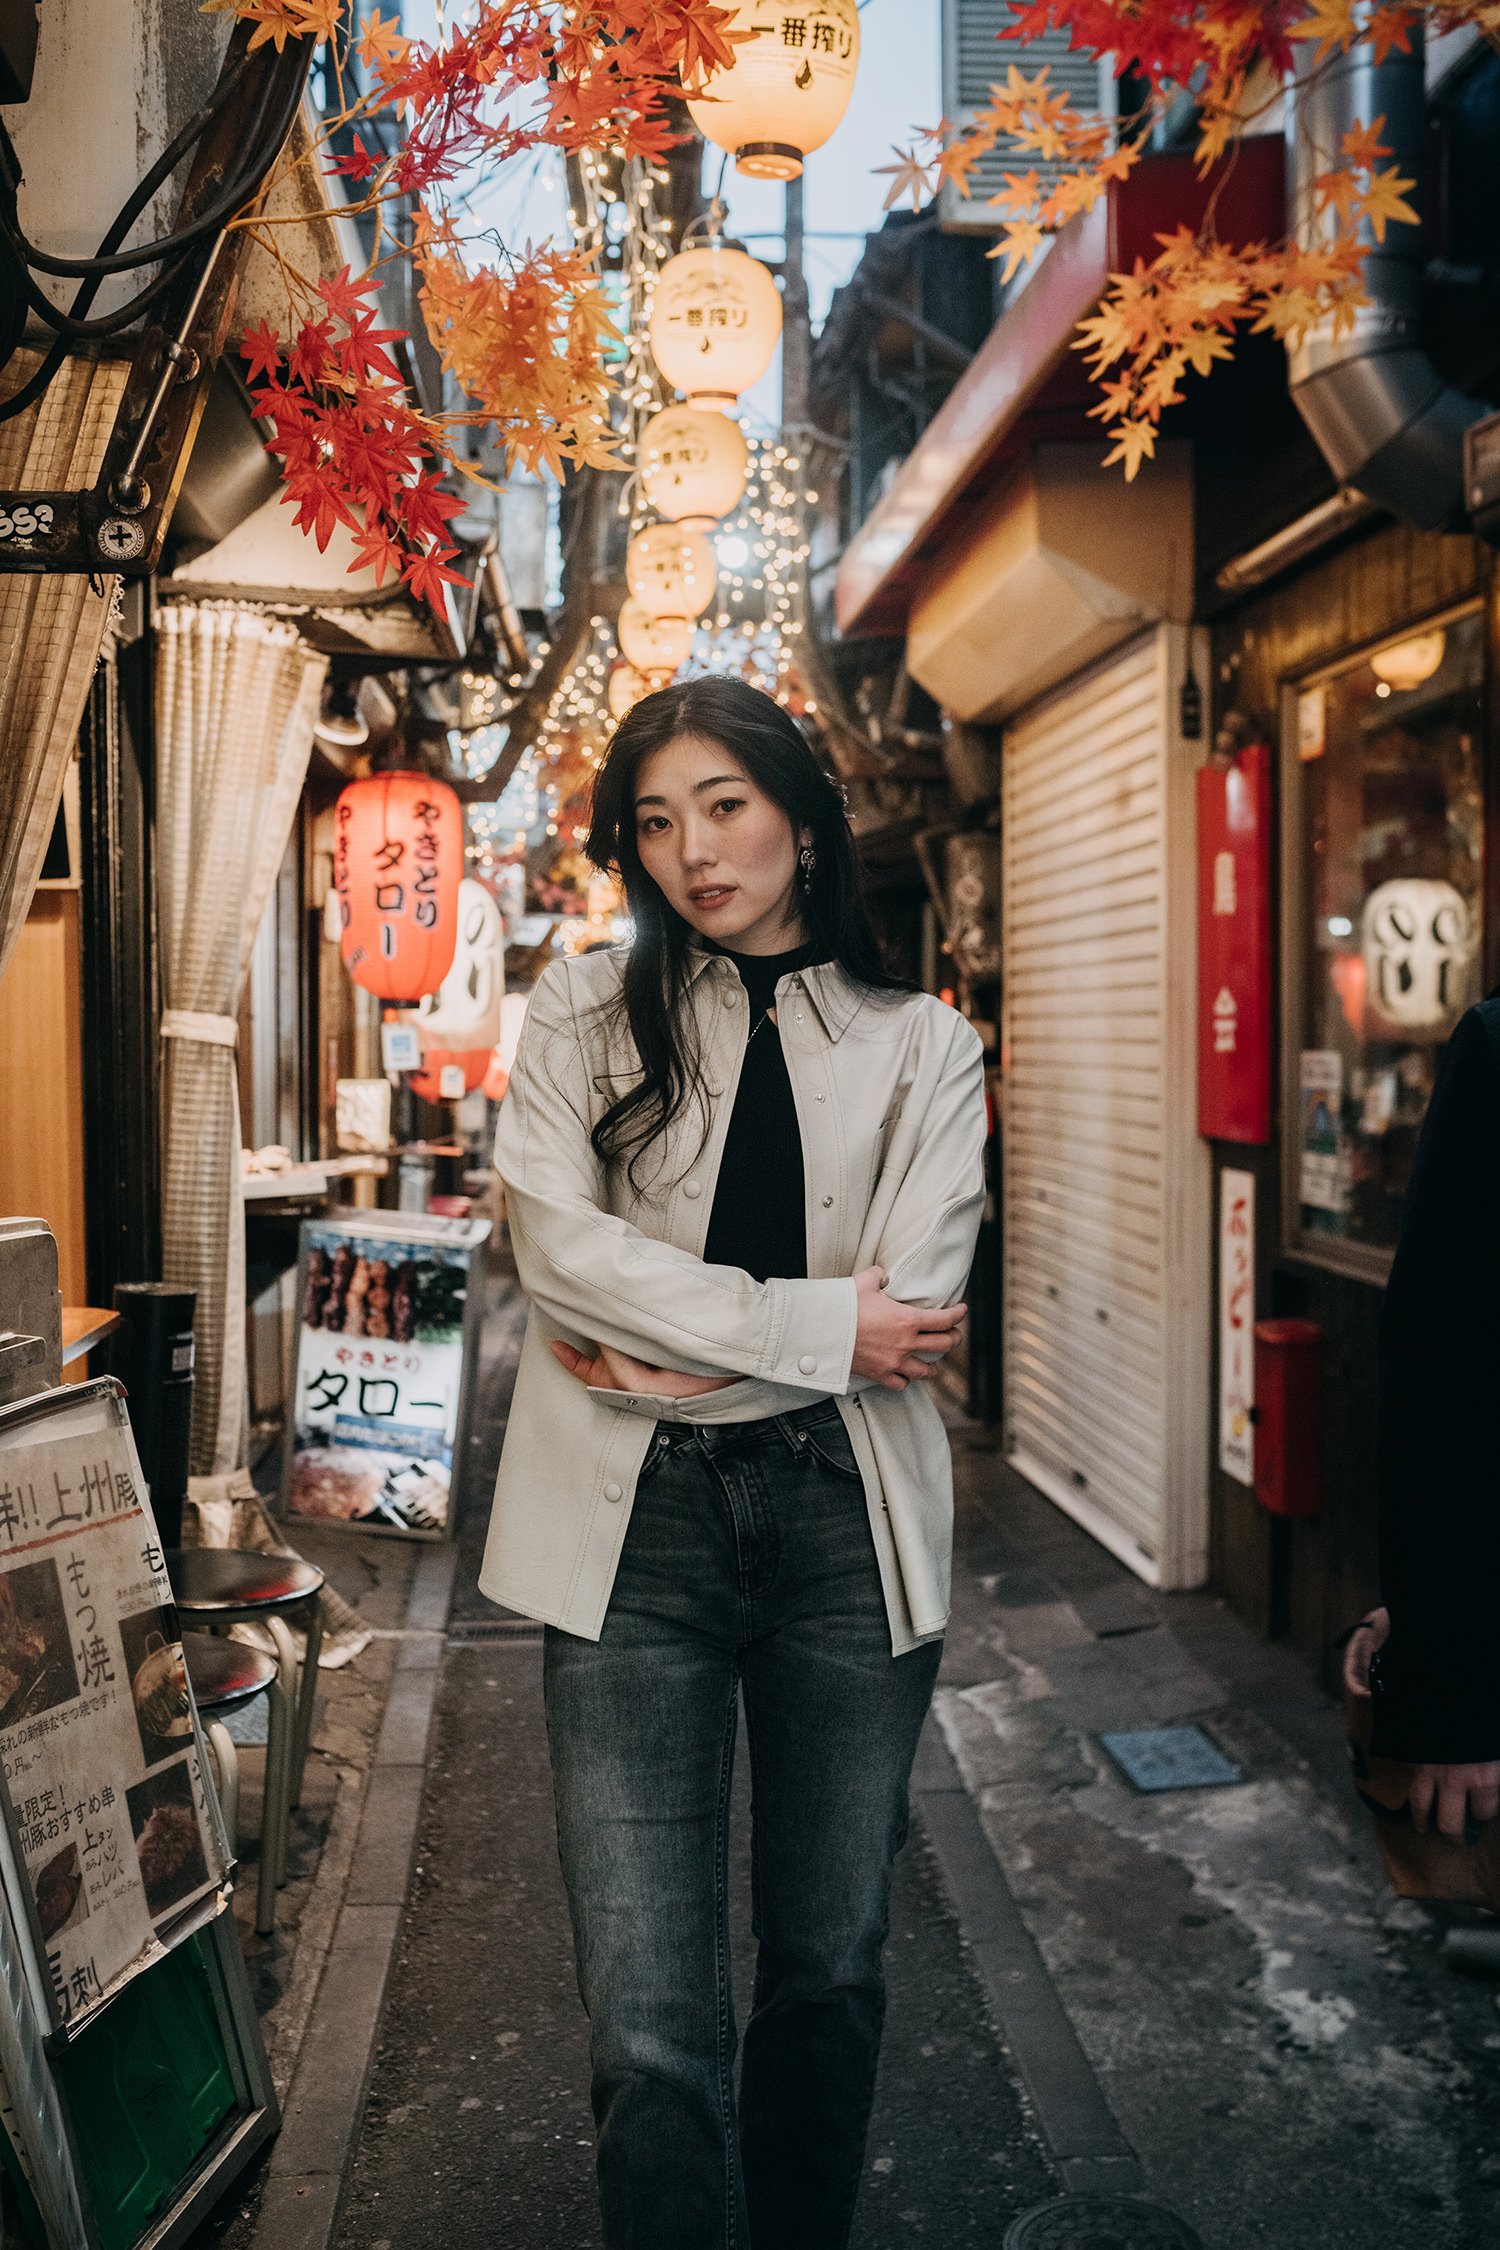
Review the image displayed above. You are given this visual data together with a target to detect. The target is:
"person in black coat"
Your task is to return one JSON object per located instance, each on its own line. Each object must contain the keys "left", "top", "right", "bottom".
{"left": 1344, "top": 999, "right": 1500, "bottom": 1840}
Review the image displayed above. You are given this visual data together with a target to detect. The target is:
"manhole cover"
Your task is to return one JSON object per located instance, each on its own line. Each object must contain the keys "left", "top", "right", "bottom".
{"left": 1099, "top": 1724, "right": 1243, "bottom": 1793}
{"left": 1005, "top": 2196, "right": 1204, "bottom": 2250}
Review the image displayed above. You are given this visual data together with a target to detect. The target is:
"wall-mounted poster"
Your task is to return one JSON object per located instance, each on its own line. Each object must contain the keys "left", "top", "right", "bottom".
{"left": 283, "top": 1212, "right": 491, "bottom": 1540}
{"left": 0, "top": 1382, "right": 230, "bottom": 2036}
{"left": 1218, "top": 1168, "right": 1256, "bottom": 1487}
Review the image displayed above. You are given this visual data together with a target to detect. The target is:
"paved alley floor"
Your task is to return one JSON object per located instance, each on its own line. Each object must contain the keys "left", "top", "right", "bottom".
{"left": 327, "top": 1252, "right": 1500, "bottom": 2248}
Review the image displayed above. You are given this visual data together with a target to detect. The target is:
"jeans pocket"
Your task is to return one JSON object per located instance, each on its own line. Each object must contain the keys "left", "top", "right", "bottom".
{"left": 800, "top": 1414, "right": 863, "bottom": 1481}
{"left": 634, "top": 1427, "right": 675, "bottom": 1484}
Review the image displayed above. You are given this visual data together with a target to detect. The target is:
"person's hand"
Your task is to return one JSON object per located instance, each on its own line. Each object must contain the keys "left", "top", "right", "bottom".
{"left": 1343, "top": 1605, "right": 1390, "bottom": 1697}
{"left": 1410, "top": 1761, "right": 1500, "bottom": 1840}
{"left": 549, "top": 1339, "right": 736, "bottom": 1399}
{"left": 850, "top": 1266, "right": 966, "bottom": 1392}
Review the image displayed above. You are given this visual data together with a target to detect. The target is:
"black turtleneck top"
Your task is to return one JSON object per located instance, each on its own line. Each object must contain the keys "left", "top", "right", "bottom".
{"left": 703, "top": 942, "right": 820, "bottom": 1284}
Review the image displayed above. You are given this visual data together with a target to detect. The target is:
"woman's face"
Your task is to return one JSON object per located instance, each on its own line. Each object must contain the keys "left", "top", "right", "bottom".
{"left": 632, "top": 731, "right": 811, "bottom": 955}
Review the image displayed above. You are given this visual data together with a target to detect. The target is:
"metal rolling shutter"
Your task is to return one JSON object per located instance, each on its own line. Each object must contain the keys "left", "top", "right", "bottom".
{"left": 939, "top": 0, "right": 1112, "bottom": 236}
{"left": 1001, "top": 630, "right": 1209, "bottom": 1588}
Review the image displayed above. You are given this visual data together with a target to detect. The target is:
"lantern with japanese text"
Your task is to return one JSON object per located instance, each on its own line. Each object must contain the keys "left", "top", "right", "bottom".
{"left": 686, "top": 0, "right": 860, "bottom": 181}
{"left": 335, "top": 773, "right": 464, "bottom": 1004}
{"left": 649, "top": 245, "right": 782, "bottom": 408}
{"left": 640, "top": 404, "right": 749, "bottom": 528}
{"left": 627, "top": 523, "right": 717, "bottom": 621}
{"left": 609, "top": 664, "right": 656, "bottom": 720}
{"left": 618, "top": 599, "right": 692, "bottom": 676}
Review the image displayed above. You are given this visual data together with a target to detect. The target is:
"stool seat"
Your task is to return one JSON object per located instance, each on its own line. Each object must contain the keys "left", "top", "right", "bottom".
{"left": 167, "top": 1548, "right": 325, "bottom": 1611}
{"left": 182, "top": 1632, "right": 278, "bottom": 1714}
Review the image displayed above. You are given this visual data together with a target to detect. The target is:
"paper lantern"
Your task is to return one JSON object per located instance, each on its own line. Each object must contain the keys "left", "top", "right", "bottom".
{"left": 1370, "top": 630, "right": 1446, "bottom": 691}
{"left": 686, "top": 0, "right": 860, "bottom": 181}
{"left": 335, "top": 773, "right": 464, "bottom": 1005}
{"left": 639, "top": 404, "right": 749, "bottom": 528}
{"left": 627, "top": 524, "right": 717, "bottom": 622}
{"left": 609, "top": 665, "right": 656, "bottom": 720}
{"left": 649, "top": 246, "right": 782, "bottom": 407}
{"left": 618, "top": 600, "right": 691, "bottom": 676}
{"left": 1362, "top": 877, "right": 1474, "bottom": 1034}
{"left": 408, "top": 1046, "right": 490, "bottom": 1103}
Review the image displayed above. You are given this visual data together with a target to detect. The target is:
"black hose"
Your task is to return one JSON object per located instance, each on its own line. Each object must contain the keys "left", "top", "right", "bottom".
{"left": 0, "top": 33, "right": 308, "bottom": 350}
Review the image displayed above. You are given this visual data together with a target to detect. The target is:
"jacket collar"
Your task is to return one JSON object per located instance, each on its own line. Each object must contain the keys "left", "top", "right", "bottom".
{"left": 686, "top": 940, "right": 861, "bottom": 1042}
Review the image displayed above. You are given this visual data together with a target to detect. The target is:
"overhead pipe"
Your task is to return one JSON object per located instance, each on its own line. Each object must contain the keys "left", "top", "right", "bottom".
{"left": 1287, "top": 20, "right": 1486, "bottom": 531}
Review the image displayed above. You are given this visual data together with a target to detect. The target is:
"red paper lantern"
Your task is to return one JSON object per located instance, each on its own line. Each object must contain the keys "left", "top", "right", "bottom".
{"left": 335, "top": 773, "right": 464, "bottom": 1004}
{"left": 408, "top": 1047, "right": 491, "bottom": 1103}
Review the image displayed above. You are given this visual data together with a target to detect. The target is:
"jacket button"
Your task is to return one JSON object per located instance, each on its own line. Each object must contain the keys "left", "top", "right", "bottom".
{"left": 815, "top": 1091, "right": 826, "bottom": 1102}
{"left": 798, "top": 1354, "right": 816, "bottom": 1375}
{"left": 821, "top": 1194, "right": 833, "bottom": 1208}
{"left": 721, "top": 990, "right": 736, "bottom": 1008}
{"left": 683, "top": 1179, "right": 702, "bottom": 1199}
{"left": 604, "top": 1481, "right": 623, "bottom": 1502}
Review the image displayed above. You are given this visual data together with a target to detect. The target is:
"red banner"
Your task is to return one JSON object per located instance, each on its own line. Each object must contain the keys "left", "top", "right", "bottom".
{"left": 1197, "top": 742, "right": 1272, "bottom": 1144}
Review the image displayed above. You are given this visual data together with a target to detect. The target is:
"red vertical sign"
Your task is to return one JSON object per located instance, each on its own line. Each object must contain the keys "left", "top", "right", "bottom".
{"left": 1197, "top": 741, "right": 1272, "bottom": 1144}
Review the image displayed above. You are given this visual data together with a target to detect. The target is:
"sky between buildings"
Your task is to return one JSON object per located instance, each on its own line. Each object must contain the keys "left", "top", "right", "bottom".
{"left": 398, "top": 0, "right": 944, "bottom": 426}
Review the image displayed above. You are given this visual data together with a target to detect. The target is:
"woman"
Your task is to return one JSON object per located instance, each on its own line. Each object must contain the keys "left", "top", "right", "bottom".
{"left": 482, "top": 676, "right": 986, "bottom": 2249}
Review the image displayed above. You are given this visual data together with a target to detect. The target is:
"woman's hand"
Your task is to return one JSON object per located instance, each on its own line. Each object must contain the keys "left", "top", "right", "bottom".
{"left": 1342, "top": 1605, "right": 1389, "bottom": 1697}
{"left": 549, "top": 1339, "right": 737, "bottom": 1398}
{"left": 851, "top": 1266, "right": 966, "bottom": 1391}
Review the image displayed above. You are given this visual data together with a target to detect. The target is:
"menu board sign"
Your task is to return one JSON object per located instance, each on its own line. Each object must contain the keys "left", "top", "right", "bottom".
{"left": 0, "top": 1386, "right": 229, "bottom": 2035}
{"left": 283, "top": 1212, "right": 490, "bottom": 1540}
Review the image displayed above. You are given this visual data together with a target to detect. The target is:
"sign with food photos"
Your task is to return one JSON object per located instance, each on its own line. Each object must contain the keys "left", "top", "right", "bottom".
{"left": 283, "top": 1212, "right": 490, "bottom": 1539}
{"left": 0, "top": 1383, "right": 229, "bottom": 2036}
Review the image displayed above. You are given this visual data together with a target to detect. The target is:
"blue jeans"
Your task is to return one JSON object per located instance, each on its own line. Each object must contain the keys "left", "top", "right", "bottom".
{"left": 544, "top": 1400, "right": 942, "bottom": 2250}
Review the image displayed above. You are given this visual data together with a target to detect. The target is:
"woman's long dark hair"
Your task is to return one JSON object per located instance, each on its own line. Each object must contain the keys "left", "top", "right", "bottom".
{"left": 584, "top": 675, "right": 906, "bottom": 1182}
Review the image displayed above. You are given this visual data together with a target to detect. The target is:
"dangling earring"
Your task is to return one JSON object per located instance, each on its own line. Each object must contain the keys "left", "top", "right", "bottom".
{"left": 798, "top": 842, "right": 817, "bottom": 888}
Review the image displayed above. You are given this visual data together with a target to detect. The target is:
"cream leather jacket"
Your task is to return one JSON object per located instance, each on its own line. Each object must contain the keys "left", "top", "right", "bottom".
{"left": 479, "top": 942, "right": 987, "bottom": 1654}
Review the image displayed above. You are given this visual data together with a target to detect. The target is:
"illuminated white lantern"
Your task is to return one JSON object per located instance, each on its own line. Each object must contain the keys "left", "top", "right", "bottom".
{"left": 640, "top": 404, "right": 749, "bottom": 528}
{"left": 1369, "top": 630, "right": 1446, "bottom": 691}
{"left": 1362, "top": 877, "right": 1474, "bottom": 1033}
{"left": 649, "top": 245, "right": 782, "bottom": 408}
{"left": 627, "top": 523, "right": 717, "bottom": 621}
{"left": 410, "top": 877, "right": 505, "bottom": 1050}
{"left": 609, "top": 664, "right": 657, "bottom": 720}
{"left": 687, "top": 0, "right": 860, "bottom": 181}
{"left": 618, "top": 599, "right": 691, "bottom": 676}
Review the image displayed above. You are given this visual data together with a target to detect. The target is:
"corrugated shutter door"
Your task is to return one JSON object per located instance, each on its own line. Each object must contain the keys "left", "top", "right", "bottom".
{"left": 939, "top": 0, "right": 1110, "bottom": 235}
{"left": 1001, "top": 630, "right": 1209, "bottom": 1588}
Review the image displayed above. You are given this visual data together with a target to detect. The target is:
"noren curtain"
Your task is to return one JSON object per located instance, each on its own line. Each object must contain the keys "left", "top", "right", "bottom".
{"left": 155, "top": 602, "right": 326, "bottom": 1475}
{"left": 0, "top": 351, "right": 126, "bottom": 984}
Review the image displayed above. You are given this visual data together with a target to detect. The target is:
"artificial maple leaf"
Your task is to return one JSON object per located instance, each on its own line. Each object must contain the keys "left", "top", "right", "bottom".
{"left": 1367, "top": 3, "right": 1416, "bottom": 61}
{"left": 240, "top": 318, "right": 282, "bottom": 387}
{"left": 1288, "top": 0, "right": 1359, "bottom": 60}
{"left": 989, "top": 218, "right": 1048, "bottom": 279}
{"left": 357, "top": 8, "right": 410, "bottom": 76}
{"left": 346, "top": 517, "right": 402, "bottom": 586}
{"left": 1101, "top": 418, "right": 1158, "bottom": 480}
{"left": 1341, "top": 116, "right": 1392, "bottom": 171}
{"left": 875, "top": 147, "right": 935, "bottom": 214}
{"left": 402, "top": 544, "right": 469, "bottom": 614}
{"left": 1359, "top": 164, "right": 1419, "bottom": 241}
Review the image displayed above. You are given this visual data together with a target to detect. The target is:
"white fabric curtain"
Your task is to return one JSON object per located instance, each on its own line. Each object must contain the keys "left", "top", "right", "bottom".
{"left": 156, "top": 602, "right": 327, "bottom": 1475}
{"left": 0, "top": 351, "right": 126, "bottom": 982}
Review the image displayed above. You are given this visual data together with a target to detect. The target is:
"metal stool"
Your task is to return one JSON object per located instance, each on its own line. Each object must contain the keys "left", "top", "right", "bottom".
{"left": 167, "top": 1550, "right": 326, "bottom": 1885}
{"left": 183, "top": 1632, "right": 286, "bottom": 1937}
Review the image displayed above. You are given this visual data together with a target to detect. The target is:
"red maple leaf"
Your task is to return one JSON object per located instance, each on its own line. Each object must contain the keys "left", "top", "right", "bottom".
{"left": 401, "top": 542, "right": 468, "bottom": 612}
{"left": 240, "top": 319, "right": 283, "bottom": 386}
{"left": 317, "top": 263, "right": 386, "bottom": 324}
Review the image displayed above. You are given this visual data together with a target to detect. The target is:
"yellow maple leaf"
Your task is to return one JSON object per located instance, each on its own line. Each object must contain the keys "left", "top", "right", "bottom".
{"left": 1359, "top": 164, "right": 1419, "bottom": 241}
{"left": 988, "top": 219, "right": 1048, "bottom": 280}
{"left": 1288, "top": 0, "right": 1359, "bottom": 60}
{"left": 1101, "top": 418, "right": 1158, "bottom": 480}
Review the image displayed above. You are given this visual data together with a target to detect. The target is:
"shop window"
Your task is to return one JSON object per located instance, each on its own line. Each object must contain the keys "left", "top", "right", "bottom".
{"left": 1288, "top": 607, "right": 1485, "bottom": 1270}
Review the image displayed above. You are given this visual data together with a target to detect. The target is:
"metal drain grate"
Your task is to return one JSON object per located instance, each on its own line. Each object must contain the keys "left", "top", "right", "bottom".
{"left": 446, "top": 1617, "right": 545, "bottom": 1645}
{"left": 1005, "top": 2195, "right": 1204, "bottom": 2249}
{"left": 1099, "top": 1724, "right": 1243, "bottom": 1793}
